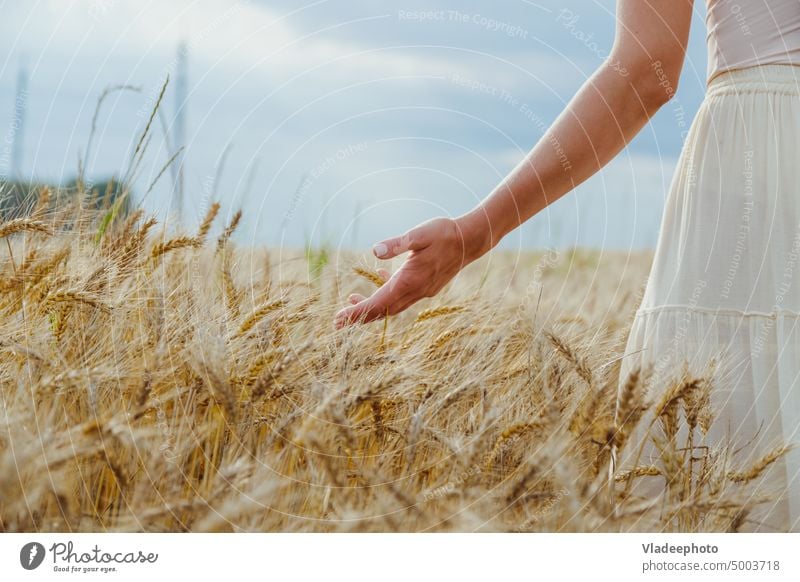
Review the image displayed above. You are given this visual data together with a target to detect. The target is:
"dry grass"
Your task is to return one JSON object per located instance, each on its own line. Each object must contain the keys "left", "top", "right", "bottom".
{"left": 0, "top": 197, "right": 790, "bottom": 533}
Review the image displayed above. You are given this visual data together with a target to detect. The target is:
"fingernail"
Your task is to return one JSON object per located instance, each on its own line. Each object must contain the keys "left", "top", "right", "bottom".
{"left": 373, "top": 243, "right": 388, "bottom": 258}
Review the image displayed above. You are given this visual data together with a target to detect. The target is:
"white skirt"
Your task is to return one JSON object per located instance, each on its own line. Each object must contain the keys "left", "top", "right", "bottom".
{"left": 615, "top": 64, "right": 800, "bottom": 532}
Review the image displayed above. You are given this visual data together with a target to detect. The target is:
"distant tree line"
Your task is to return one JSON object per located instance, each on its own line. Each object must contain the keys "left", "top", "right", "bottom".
{"left": 0, "top": 177, "right": 131, "bottom": 219}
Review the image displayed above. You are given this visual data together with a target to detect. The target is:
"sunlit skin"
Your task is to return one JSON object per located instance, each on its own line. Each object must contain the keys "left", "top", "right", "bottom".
{"left": 334, "top": 0, "right": 694, "bottom": 329}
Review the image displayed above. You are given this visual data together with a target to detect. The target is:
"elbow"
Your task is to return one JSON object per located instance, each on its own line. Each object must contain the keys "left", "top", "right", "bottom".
{"left": 616, "top": 55, "right": 681, "bottom": 116}
{"left": 634, "top": 60, "right": 680, "bottom": 115}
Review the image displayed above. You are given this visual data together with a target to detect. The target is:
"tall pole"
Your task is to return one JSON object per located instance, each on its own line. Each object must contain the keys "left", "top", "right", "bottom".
{"left": 11, "top": 65, "right": 28, "bottom": 181}
{"left": 172, "top": 41, "right": 188, "bottom": 222}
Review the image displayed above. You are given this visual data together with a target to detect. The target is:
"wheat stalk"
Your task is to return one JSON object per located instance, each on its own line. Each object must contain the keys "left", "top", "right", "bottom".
{"left": 614, "top": 465, "right": 661, "bottom": 482}
{"left": 150, "top": 235, "right": 201, "bottom": 260}
{"left": 415, "top": 305, "right": 465, "bottom": 323}
{"left": 46, "top": 290, "right": 111, "bottom": 313}
{"left": 197, "top": 201, "right": 221, "bottom": 243}
{"left": 237, "top": 299, "right": 287, "bottom": 337}
{"left": 0, "top": 219, "right": 54, "bottom": 238}
{"left": 727, "top": 445, "right": 792, "bottom": 483}
{"left": 217, "top": 209, "right": 242, "bottom": 251}
{"left": 544, "top": 329, "right": 594, "bottom": 387}
{"left": 353, "top": 267, "right": 386, "bottom": 288}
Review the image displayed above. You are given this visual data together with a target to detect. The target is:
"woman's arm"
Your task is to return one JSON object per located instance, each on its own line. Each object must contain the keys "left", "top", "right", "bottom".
{"left": 335, "top": 0, "right": 694, "bottom": 328}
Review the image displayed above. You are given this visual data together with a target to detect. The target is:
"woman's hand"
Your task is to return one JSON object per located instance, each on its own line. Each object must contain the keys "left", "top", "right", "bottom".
{"left": 334, "top": 215, "right": 489, "bottom": 328}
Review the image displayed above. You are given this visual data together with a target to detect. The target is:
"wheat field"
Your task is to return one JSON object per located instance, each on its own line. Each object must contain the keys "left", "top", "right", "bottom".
{"left": 0, "top": 188, "right": 790, "bottom": 533}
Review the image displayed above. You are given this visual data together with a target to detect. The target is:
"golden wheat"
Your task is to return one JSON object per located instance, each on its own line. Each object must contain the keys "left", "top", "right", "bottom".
{"left": 0, "top": 218, "right": 54, "bottom": 238}
{"left": 237, "top": 298, "right": 288, "bottom": 336}
{"left": 0, "top": 198, "right": 790, "bottom": 534}
{"left": 353, "top": 266, "right": 386, "bottom": 287}
{"left": 414, "top": 305, "right": 465, "bottom": 323}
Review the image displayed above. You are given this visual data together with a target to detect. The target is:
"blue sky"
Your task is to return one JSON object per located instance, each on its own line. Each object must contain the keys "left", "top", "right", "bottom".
{"left": 0, "top": 0, "right": 712, "bottom": 250}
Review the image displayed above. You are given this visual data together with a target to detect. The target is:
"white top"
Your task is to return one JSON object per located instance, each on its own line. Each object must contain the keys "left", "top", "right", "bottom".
{"left": 706, "top": 0, "right": 800, "bottom": 82}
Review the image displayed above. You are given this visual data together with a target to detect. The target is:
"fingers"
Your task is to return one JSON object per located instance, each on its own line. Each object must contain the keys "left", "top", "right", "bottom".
{"left": 338, "top": 220, "right": 444, "bottom": 327}
{"left": 372, "top": 233, "right": 411, "bottom": 259}
{"left": 334, "top": 296, "right": 388, "bottom": 328}
{"left": 373, "top": 220, "right": 441, "bottom": 259}
{"left": 348, "top": 293, "right": 366, "bottom": 305}
{"left": 334, "top": 279, "right": 409, "bottom": 328}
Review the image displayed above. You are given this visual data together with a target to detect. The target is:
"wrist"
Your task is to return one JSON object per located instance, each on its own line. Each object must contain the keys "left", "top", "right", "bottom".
{"left": 454, "top": 209, "right": 498, "bottom": 262}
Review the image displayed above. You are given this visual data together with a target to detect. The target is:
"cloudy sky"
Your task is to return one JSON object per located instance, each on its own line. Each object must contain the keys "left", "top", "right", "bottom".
{"left": 0, "top": 0, "right": 712, "bottom": 251}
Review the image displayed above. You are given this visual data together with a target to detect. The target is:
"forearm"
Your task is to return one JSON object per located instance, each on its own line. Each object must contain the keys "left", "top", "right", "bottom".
{"left": 457, "top": 59, "right": 669, "bottom": 258}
